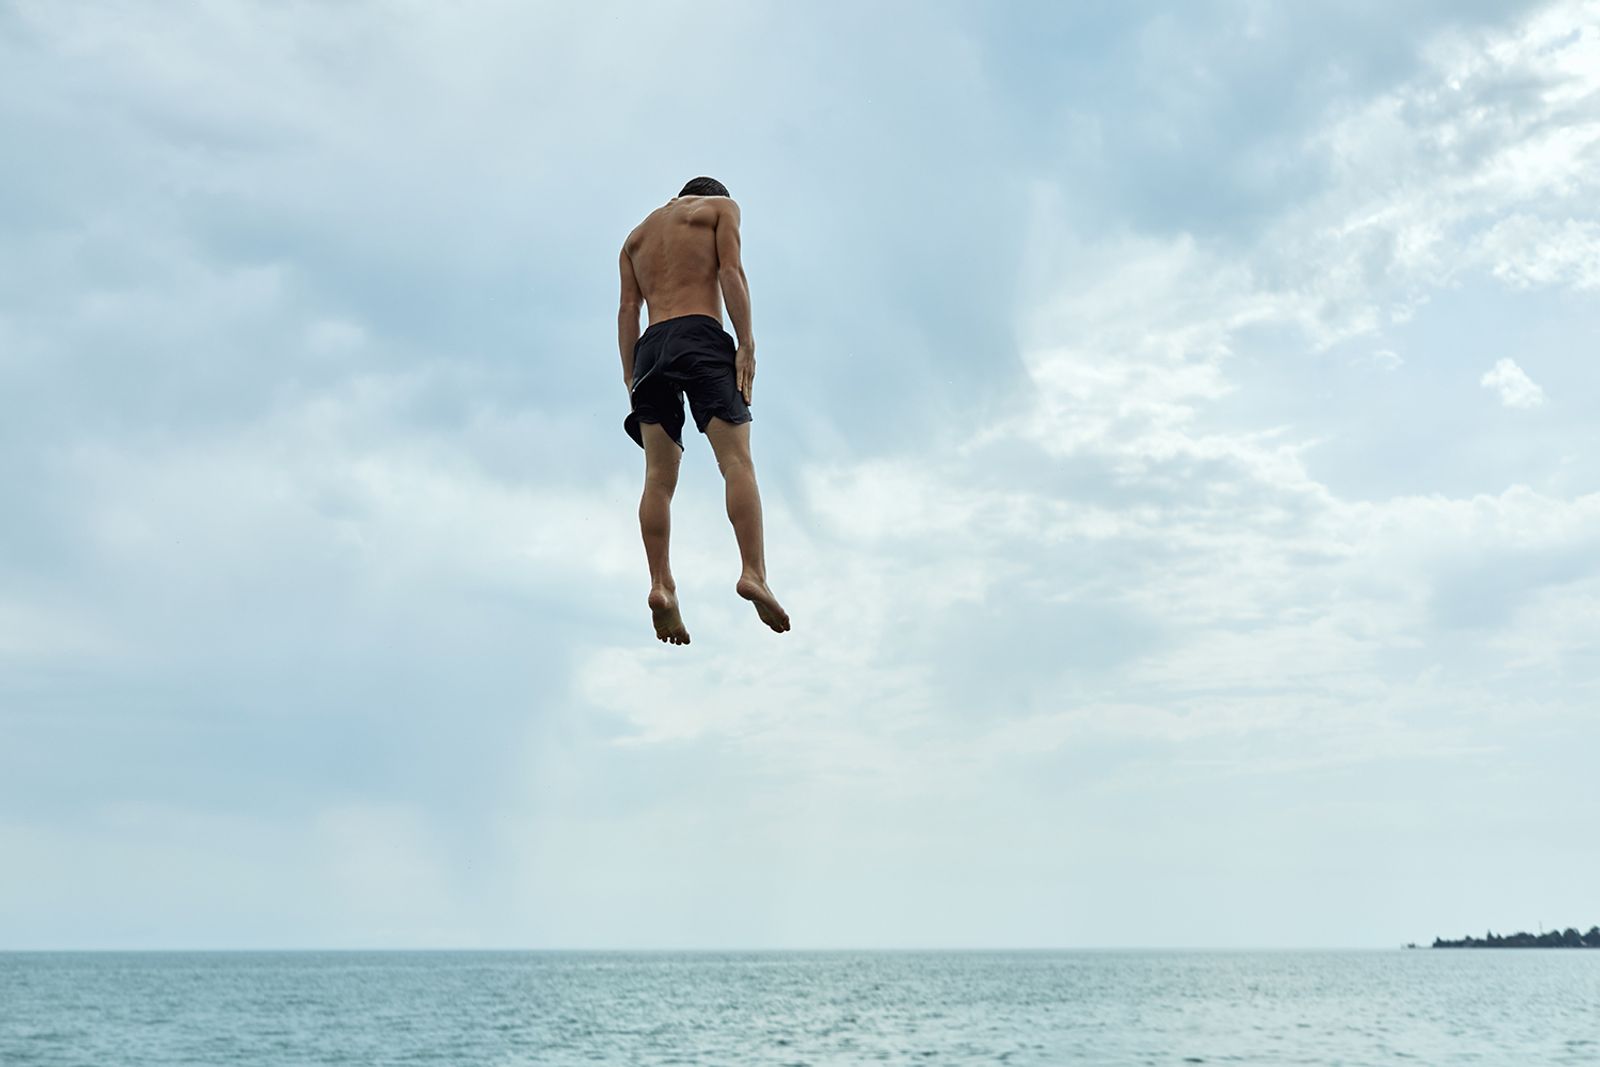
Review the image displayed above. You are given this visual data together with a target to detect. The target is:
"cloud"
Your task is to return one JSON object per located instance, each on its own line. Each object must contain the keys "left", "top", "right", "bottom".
{"left": 594, "top": 0, "right": 1600, "bottom": 936}
{"left": 1359, "top": 348, "right": 1405, "bottom": 370}
{"left": 1476, "top": 215, "right": 1600, "bottom": 290}
{"left": 1480, "top": 357, "right": 1548, "bottom": 408}
{"left": 4, "top": 0, "right": 1600, "bottom": 950}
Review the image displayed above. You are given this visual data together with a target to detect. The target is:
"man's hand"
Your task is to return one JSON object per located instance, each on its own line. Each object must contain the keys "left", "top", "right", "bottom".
{"left": 736, "top": 346, "right": 755, "bottom": 404}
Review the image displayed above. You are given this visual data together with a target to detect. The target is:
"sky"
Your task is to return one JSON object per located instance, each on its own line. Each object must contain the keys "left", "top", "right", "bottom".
{"left": 2, "top": 0, "right": 1598, "bottom": 951}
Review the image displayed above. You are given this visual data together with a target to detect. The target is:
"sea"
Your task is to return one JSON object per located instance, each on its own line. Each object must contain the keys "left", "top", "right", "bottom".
{"left": 2, "top": 949, "right": 1597, "bottom": 1065}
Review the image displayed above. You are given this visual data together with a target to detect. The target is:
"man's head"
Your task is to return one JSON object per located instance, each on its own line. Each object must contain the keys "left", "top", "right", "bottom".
{"left": 679, "top": 176, "right": 729, "bottom": 198}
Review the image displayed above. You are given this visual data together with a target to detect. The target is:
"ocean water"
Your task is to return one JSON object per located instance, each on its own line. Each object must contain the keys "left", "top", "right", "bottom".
{"left": 2, "top": 950, "right": 1597, "bottom": 1065}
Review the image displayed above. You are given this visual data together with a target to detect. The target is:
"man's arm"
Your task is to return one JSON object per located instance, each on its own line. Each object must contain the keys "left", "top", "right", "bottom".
{"left": 618, "top": 246, "right": 643, "bottom": 391}
{"left": 715, "top": 200, "right": 756, "bottom": 403}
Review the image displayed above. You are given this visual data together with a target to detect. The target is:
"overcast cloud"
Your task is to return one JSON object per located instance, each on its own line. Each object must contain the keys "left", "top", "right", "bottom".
{"left": 3, "top": 0, "right": 1598, "bottom": 950}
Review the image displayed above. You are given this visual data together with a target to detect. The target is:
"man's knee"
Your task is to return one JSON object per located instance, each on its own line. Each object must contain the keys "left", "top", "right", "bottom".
{"left": 715, "top": 449, "right": 753, "bottom": 479}
{"left": 706, "top": 420, "right": 753, "bottom": 475}
{"left": 644, "top": 464, "right": 679, "bottom": 494}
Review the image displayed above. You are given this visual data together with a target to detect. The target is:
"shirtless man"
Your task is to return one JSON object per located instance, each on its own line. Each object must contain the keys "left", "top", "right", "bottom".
{"left": 618, "top": 176, "right": 790, "bottom": 645}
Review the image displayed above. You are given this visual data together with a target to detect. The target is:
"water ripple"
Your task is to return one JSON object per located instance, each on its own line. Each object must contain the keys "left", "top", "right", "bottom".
{"left": 2, "top": 950, "right": 1598, "bottom": 1065}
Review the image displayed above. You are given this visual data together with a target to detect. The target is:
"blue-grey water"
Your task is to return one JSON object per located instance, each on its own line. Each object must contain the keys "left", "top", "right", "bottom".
{"left": 3, "top": 950, "right": 1597, "bottom": 1065}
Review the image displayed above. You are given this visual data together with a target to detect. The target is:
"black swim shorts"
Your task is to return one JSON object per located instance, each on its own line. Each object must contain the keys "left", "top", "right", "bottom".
{"left": 624, "top": 314, "right": 752, "bottom": 449}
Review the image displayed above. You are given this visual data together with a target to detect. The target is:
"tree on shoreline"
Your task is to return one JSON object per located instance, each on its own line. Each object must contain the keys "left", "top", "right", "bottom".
{"left": 1432, "top": 925, "right": 1600, "bottom": 948}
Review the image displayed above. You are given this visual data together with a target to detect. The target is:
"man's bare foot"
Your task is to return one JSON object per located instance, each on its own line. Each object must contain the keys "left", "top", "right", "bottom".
{"left": 736, "top": 576, "right": 790, "bottom": 633}
{"left": 648, "top": 587, "right": 690, "bottom": 645}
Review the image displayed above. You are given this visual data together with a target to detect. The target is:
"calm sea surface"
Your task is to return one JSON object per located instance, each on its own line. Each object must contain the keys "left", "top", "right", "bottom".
{"left": 2, "top": 950, "right": 1597, "bottom": 1065}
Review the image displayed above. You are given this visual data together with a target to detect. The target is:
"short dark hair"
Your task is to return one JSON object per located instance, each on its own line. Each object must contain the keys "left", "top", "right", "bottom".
{"left": 679, "top": 176, "right": 729, "bottom": 198}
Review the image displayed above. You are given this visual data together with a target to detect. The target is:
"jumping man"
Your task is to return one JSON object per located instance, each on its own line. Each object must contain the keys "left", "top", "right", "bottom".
{"left": 618, "top": 176, "right": 791, "bottom": 645}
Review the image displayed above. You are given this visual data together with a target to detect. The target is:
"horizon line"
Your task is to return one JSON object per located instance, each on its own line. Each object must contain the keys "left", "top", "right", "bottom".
{"left": 0, "top": 944, "right": 1418, "bottom": 954}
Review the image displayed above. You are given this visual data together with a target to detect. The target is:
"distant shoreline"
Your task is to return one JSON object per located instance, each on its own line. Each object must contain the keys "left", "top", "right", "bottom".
{"left": 1427, "top": 927, "right": 1600, "bottom": 949}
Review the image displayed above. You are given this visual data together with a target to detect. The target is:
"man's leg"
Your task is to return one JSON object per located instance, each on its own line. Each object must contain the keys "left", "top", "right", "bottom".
{"left": 640, "top": 423, "right": 689, "bottom": 645}
{"left": 704, "top": 417, "right": 790, "bottom": 633}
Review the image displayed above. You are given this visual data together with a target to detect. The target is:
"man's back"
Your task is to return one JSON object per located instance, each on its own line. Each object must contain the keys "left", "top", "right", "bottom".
{"left": 623, "top": 195, "right": 735, "bottom": 325}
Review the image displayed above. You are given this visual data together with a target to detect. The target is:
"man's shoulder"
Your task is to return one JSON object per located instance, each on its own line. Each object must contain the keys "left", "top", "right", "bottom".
{"left": 623, "top": 215, "right": 653, "bottom": 250}
{"left": 627, "top": 198, "right": 740, "bottom": 246}
{"left": 683, "top": 195, "right": 741, "bottom": 220}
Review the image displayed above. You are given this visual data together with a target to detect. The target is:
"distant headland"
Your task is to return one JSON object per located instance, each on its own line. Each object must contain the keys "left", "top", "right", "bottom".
{"left": 1427, "top": 926, "right": 1600, "bottom": 948}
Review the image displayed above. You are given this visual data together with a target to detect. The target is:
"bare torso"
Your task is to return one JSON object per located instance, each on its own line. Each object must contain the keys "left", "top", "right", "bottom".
{"left": 623, "top": 196, "right": 729, "bottom": 325}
